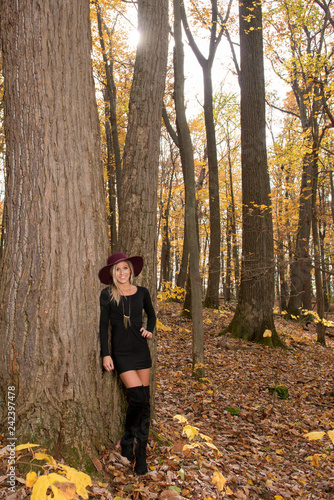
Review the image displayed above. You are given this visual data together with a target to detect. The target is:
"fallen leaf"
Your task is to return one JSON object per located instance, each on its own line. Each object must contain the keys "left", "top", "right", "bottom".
{"left": 212, "top": 470, "right": 226, "bottom": 492}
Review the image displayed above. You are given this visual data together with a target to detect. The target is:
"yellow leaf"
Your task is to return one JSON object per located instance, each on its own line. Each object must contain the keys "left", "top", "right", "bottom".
{"left": 263, "top": 330, "right": 272, "bottom": 338}
{"left": 31, "top": 475, "right": 51, "bottom": 500}
{"left": 183, "top": 443, "right": 201, "bottom": 451}
{"left": 173, "top": 414, "right": 188, "bottom": 424}
{"left": 199, "top": 433, "right": 213, "bottom": 442}
{"left": 275, "top": 496, "right": 284, "bottom": 500}
{"left": 34, "top": 451, "right": 57, "bottom": 465}
{"left": 15, "top": 443, "right": 40, "bottom": 451}
{"left": 212, "top": 471, "right": 226, "bottom": 492}
{"left": 328, "top": 430, "right": 334, "bottom": 444}
{"left": 305, "top": 431, "right": 325, "bottom": 441}
{"left": 31, "top": 473, "right": 75, "bottom": 500}
{"left": 156, "top": 320, "right": 172, "bottom": 332}
{"left": 182, "top": 425, "right": 199, "bottom": 440}
{"left": 60, "top": 465, "right": 92, "bottom": 500}
{"left": 204, "top": 442, "right": 219, "bottom": 451}
{"left": 311, "top": 454, "right": 322, "bottom": 468}
{"left": 51, "top": 480, "right": 76, "bottom": 500}
{"left": 275, "top": 449, "right": 284, "bottom": 455}
{"left": 26, "top": 471, "right": 37, "bottom": 488}
{"left": 199, "top": 378, "right": 212, "bottom": 384}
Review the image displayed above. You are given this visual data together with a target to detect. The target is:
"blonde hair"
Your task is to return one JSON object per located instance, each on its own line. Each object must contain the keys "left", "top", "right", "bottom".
{"left": 109, "top": 260, "right": 134, "bottom": 305}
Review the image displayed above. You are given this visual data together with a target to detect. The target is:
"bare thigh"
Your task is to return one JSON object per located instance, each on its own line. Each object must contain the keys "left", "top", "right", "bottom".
{"left": 120, "top": 368, "right": 150, "bottom": 388}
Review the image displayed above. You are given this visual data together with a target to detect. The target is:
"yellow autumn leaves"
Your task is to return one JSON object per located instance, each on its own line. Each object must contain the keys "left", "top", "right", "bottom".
{"left": 173, "top": 414, "right": 230, "bottom": 494}
{"left": 305, "top": 430, "right": 334, "bottom": 445}
{"left": 15, "top": 444, "right": 92, "bottom": 500}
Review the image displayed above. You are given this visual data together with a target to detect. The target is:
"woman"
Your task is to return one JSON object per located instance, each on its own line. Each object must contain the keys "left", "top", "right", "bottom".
{"left": 98, "top": 252, "right": 156, "bottom": 475}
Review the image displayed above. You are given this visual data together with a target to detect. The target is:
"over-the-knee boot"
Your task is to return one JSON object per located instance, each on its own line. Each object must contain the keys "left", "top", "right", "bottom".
{"left": 121, "top": 386, "right": 146, "bottom": 463}
{"left": 135, "top": 385, "right": 150, "bottom": 475}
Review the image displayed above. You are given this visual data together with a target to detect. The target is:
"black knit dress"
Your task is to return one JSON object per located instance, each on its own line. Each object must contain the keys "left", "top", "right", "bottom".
{"left": 99, "top": 286, "right": 156, "bottom": 374}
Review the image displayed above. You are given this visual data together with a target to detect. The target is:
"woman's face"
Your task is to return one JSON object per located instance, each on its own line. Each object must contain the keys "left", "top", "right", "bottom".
{"left": 114, "top": 261, "right": 131, "bottom": 286}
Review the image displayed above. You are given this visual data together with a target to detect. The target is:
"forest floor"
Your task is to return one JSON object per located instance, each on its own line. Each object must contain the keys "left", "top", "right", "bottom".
{"left": 1, "top": 300, "right": 334, "bottom": 500}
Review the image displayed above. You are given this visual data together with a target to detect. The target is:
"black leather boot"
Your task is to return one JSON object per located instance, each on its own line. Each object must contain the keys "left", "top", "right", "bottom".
{"left": 121, "top": 386, "right": 146, "bottom": 463}
{"left": 134, "top": 385, "right": 150, "bottom": 475}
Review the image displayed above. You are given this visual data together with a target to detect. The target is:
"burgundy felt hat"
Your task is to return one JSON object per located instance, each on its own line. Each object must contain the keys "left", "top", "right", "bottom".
{"left": 98, "top": 252, "right": 144, "bottom": 285}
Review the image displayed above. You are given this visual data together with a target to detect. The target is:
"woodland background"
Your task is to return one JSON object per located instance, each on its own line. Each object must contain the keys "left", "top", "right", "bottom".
{"left": 0, "top": 0, "right": 334, "bottom": 499}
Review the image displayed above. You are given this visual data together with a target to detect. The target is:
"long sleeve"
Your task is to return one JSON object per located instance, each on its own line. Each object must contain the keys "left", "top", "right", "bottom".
{"left": 143, "top": 287, "right": 156, "bottom": 333}
{"left": 99, "top": 288, "right": 111, "bottom": 357}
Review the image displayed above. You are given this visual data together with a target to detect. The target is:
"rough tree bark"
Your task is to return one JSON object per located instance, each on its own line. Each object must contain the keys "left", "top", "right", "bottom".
{"left": 223, "top": 0, "right": 284, "bottom": 347}
{"left": 0, "top": 0, "right": 122, "bottom": 465}
{"left": 117, "top": 0, "right": 169, "bottom": 395}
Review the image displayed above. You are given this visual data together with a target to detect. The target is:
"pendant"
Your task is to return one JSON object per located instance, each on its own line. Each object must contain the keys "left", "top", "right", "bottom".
{"left": 123, "top": 296, "right": 131, "bottom": 328}
{"left": 123, "top": 314, "right": 131, "bottom": 329}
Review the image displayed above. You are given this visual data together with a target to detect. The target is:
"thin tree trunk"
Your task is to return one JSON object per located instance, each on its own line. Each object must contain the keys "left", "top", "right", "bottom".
{"left": 318, "top": 184, "right": 329, "bottom": 311}
{"left": 104, "top": 103, "right": 117, "bottom": 252}
{"left": 160, "top": 158, "right": 175, "bottom": 284}
{"left": 180, "top": 0, "right": 230, "bottom": 308}
{"left": 276, "top": 171, "right": 288, "bottom": 311}
{"left": 311, "top": 144, "right": 326, "bottom": 345}
{"left": 0, "top": 0, "right": 121, "bottom": 465}
{"left": 174, "top": 0, "right": 204, "bottom": 378}
{"left": 225, "top": 202, "right": 232, "bottom": 302}
{"left": 227, "top": 125, "right": 240, "bottom": 298}
{"left": 202, "top": 64, "right": 221, "bottom": 308}
{"left": 176, "top": 219, "right": 188, "bottom": 289}
{"left": 95, "top": 1, "right": 122, "bottom": 213}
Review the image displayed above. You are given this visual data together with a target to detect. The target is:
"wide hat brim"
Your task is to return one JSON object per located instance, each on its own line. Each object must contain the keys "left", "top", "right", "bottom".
{"left": 98, "top": 252, "right": 144, "bottom": 285}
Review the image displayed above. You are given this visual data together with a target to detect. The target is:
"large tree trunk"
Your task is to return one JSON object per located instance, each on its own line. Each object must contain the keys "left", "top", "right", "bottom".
{"left": 0, "top": 0, "right": 122, "bottom": 466}
{"left": 118, "top": 0, "right": 169, "bottom": 397}
{"left": 224, "top": 0, "right": 284, "bottom": 347}
{"left": 174, "top": 0, "right": 204, "bottom": 378}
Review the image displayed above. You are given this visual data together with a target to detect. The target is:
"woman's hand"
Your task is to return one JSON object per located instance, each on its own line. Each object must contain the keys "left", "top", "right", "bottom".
{"left": 140, "top": 328, "right": 152, "bottom": 340}
{"left": 103, "top": 355, "right": 114, "bottom": 372}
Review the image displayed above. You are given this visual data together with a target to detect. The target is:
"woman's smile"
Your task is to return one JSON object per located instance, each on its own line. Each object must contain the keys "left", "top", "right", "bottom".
{"left": 115, "top": 262, "right": 130, "bottom": 284}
